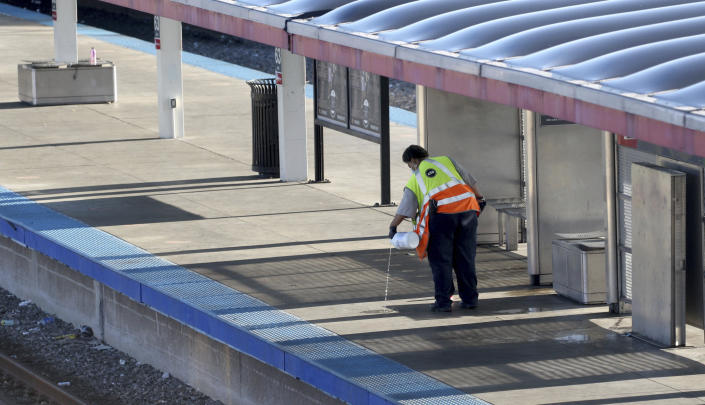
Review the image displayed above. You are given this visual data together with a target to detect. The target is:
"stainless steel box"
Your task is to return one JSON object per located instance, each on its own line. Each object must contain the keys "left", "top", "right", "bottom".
{"left": 552, "top": 238, "right": 606, "bottom": 304}
{"left": 18, "top": 61, "right": 116, "bottom": 106}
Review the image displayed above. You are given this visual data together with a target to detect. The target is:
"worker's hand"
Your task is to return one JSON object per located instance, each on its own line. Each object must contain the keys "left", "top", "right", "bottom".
{"left": 478, "top": 197, "right": 486, "bottom": 212}
{"left": 388, "top": 226, "right": 397, "bottom": 239}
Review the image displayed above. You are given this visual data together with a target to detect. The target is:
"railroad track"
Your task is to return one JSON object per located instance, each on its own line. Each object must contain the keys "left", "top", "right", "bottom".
{"left": 0, "top": 352, "right": 87, "bottom": 405}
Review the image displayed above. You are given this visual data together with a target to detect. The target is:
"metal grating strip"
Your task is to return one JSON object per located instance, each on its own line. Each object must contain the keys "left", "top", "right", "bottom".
{"left": 0, "top": 185, "right": 488, "bottom": 405}
{"left": 617, "top": 145, "right": 659, "bottom": 303}
{"left": 622, "top": 250, "right": 633, "bottom": 300}
{"left": 620, "top": 197, "right": 632, "bottom": 249}
{"left": 617, "top": 146, "right": 660, "bottom": 197}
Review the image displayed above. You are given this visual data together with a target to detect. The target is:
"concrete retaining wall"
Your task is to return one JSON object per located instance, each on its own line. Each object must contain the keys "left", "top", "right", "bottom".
{"left": 0, "top": 235, "right": 342, "bottom": 405}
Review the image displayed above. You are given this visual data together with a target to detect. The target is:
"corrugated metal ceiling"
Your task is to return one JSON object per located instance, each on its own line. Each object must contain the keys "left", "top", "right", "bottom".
{"left": 214, "top": 0, "right": 705, "bottom": 114}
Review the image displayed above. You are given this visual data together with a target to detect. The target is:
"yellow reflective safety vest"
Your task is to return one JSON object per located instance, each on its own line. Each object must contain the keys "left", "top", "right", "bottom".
{"left": 406, "top": 156, "right": 480, "bottom": 259}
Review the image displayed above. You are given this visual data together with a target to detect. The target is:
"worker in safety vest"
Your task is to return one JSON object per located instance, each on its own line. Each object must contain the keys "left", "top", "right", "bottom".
{"left": 389, "top": 145, "right": 485, "bottom": 312}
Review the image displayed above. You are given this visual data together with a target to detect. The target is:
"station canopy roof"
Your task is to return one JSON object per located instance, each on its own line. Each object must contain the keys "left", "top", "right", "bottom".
{"left": 173, "top": 0, "right": 705, "bottom": 149}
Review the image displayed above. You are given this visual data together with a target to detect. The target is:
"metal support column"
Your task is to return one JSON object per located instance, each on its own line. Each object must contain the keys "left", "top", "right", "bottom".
{"left": 380, "top": 77, "right": 391, "bottom": 205}
{"left": 416, "top": 85, "right": 427, "bottom": 147}
{"left": 524, "top": 110, "right": 540, "bottom": 284}
{"left": 314, "top": 124, "right": 325, "bottom": 182}
{"left": 311, "top": 61, "right": 327, "bottom": 184}
{"left": 603, "top": 131, "right": 620, "bottom": 313}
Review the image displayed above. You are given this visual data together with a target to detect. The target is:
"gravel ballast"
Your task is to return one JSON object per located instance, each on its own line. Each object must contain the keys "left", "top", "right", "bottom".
{"left": 0, "top": 286, "right": 223, "bottom": 404}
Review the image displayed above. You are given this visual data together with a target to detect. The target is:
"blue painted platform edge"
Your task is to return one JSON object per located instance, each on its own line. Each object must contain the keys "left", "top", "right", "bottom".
{"left": 0, "top": 2, "right": 417, "bottom": 129}
{"left": 0, "top": 187, "right": 485, "bottom": 405}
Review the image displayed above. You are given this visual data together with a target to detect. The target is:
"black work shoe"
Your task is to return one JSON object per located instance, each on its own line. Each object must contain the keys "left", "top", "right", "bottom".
{"left": 430, "top": 303, "right": 452, "bottom": 312}
{"left": 460, "top": 302, "right": 477, "bottom": 309}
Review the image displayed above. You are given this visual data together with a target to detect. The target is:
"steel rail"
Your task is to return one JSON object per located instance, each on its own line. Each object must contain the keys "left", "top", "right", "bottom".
{"left": 0, "top": 352, "right": 88, "bottom": 405}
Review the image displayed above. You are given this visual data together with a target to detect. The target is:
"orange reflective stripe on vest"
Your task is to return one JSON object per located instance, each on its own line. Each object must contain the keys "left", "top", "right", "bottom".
{"left": 415, "top": 201, "right": 431, "bottom": 259}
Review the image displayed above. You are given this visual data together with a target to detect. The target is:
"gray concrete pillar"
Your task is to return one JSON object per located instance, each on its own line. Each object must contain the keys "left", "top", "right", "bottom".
{"left": 276, "top": 48, "right": 307, "bottom": 181}
{"left": 156, "top": 16, "right": 184, "bottom": 139}
{"left": 53, "top": 0, "right": 77, "bottom": 64}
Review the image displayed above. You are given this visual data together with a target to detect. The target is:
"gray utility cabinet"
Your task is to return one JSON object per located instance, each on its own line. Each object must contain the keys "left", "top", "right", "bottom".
{"left": 18, "top": 61, "right": 116, "bottom": 106}
{"left": 552, "top": 238, "right": 606, "bottom": 304}
{"left": 631, "top": 162, "right": 686, "bottom": 347}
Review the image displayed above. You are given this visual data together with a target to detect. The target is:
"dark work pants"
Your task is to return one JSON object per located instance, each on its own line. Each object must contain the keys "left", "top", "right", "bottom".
{"left": 427, "top": 211, "right": 478, "bottom": 308}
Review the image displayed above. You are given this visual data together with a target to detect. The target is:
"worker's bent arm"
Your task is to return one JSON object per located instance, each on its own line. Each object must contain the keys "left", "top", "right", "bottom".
{"left": 473, "top": 186, "right": 484, "bottom": 200}
{"left": 389, "top": 214, "right": 408, "bottom": 228}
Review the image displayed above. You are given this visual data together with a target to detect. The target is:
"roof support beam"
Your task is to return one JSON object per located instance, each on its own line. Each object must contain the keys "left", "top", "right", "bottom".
{"left": 292, "top": 34, "right": 705, "bottom": 159}
{"left": 97, "top": 0, "right": 289, "bottom": 49}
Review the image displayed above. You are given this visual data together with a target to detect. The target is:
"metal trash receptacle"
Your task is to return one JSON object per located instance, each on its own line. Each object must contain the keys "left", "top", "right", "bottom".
{"left": 552, "top": 237, "right": 606, "bottom": 304}
{"left": 247, "top": 78, "right": 279, "bottom": 177}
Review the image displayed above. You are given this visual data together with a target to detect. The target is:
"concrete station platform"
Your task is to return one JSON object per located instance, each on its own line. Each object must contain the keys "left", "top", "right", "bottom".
{"left": 2, "top": 8, "right": 705, "bottom": 405}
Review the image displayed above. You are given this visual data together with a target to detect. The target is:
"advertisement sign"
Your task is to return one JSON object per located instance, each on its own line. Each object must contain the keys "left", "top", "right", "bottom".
{"left": 312, "top": 60, "right": 391, "bottom": 204}
{"left": 315, "top": 61, "right": 348, "bottom": 127}
{"left": 349, "top": 69, "right": 381, "bottom": 138}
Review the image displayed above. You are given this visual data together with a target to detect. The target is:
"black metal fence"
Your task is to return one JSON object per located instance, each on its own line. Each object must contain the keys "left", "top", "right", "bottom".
{"left": 247, "top": 78, "right": 279, "bottom": 177}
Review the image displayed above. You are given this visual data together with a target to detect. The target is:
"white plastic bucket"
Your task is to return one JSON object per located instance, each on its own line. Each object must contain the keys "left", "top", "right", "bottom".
{"left": 391, "top": 231, "right": 419, "bottom": 250}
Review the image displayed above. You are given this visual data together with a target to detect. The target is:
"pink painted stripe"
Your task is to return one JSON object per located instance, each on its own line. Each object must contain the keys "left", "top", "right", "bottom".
{"left": 98, "top": 0, "right": 288, "bottom": 49}
{"left": 292, "top": 34, "right": 705, "bottom": 158}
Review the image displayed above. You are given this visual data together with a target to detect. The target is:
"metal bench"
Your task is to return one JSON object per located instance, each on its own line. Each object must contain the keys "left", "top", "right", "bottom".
{"left": 487, "top": 199, "right": 526, "bottom": 251}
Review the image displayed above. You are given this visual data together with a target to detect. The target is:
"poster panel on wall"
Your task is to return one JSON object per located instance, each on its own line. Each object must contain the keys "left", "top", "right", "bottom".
{"left": 316, "top": 61, "right": 348, "bottom": 127}
{"left": 349, "top": 68, "right": 381, "bottom": 138}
